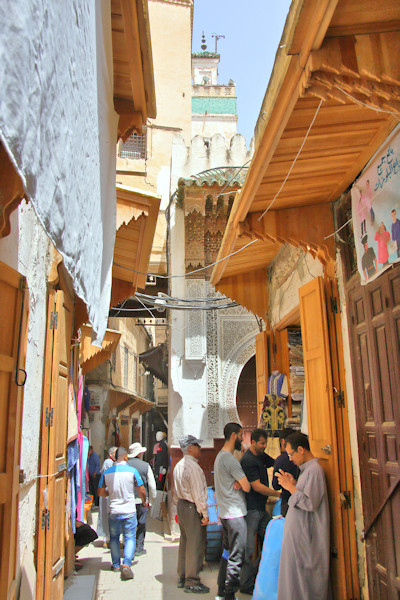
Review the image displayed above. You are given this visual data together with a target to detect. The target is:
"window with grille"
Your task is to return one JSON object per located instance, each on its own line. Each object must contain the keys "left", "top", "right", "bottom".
{"left": 119, "top": 132, "right": 147, "bottom": 160}
{"left": 124, "top": 347, "right": 129, "bottom": 387}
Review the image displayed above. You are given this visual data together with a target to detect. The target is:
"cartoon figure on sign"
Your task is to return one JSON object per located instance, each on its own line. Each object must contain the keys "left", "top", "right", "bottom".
{"left": 391, "top": 209, "right": 400, "bottom": 258}
{"left": 361, "top": 235, "right": 377, "bottom": 280}
{"left": 374, "top": 222, "right": 390, "bottom": 266}
{"left": 355, "top": 180, "right": 374, "bottom": 237}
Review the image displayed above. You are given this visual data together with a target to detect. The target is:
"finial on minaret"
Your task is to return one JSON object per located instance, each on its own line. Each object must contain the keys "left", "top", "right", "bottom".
{"left": 201, "top": 32, "right": 207, "bottom": 51}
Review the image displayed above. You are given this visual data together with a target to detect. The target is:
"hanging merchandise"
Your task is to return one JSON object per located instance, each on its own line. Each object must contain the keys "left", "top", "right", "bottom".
{"left": 259, "top": 394, "right": 286, "bottom": 433}
{"left": 287, "top": 328, "right": 304, "bottom": 427}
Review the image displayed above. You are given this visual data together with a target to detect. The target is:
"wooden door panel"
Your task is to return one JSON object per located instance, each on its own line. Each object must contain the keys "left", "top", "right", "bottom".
{"left": 0, "top": 262, "right": 28, "bottom": 600}
{"left": 37, "top": 288, "right": 72, "bottom": 600}
{"left": 347, "top": 266, "right": 400, "bottom": 598}
{"left": 299, "top": 277, "right": 347, "bottom": 599}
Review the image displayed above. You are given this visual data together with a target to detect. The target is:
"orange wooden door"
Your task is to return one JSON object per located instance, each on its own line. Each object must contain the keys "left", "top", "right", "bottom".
{"left": 0, "top": 262, "right": 28, "bottom": 600}
{"left": 255, "top": 331, "right": 269, "bottom": 423}
{"left": 36, "top": 289, "right": 72, "bottom": 600}
{"left": 299, "top": 276, "right": 357, "bottom": 600}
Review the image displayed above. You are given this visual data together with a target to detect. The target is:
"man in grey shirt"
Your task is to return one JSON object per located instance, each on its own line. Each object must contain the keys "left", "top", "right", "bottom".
{"left": 214, "top": 423, "right": 250, "bottom": 600}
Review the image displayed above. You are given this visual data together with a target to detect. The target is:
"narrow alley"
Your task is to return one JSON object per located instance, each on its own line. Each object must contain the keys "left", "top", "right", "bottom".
{"left": 65, "top": 514, "right": 248, "bottom": 600}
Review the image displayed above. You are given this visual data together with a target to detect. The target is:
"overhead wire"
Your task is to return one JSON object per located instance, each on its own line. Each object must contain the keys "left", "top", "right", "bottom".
{"left": 257, "top": 98, "right": 324, "bottom": 222}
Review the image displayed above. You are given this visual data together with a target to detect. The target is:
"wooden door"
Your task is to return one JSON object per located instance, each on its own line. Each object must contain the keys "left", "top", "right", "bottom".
{"left": 0, "top": 262, "right": 28, "bottom": 600}
{"left": 255, "top": 331, "right": 269, "bottom": 423}
{"left": 36, "top": 289, "right": 72, "bottom": 600}
{"left": 347, "top": 266, "right": 400, "bottom": 599}
{"left": 299, "top": 276, "right": 358, "bottom": 599}
{"left": 236, "top": 356, "right": 257, "bottom": 447}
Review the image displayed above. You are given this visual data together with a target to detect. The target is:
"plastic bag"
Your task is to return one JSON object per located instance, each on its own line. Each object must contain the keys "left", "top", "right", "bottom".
{"left": 252, "top": 516, "right": 285, "bottom": 600}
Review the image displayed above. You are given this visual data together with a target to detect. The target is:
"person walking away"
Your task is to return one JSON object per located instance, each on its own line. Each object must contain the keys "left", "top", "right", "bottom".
{"left": 127, "top": 442, "right": 156, "bottom": 556}
{"left": 98, "top": 446, "right": 147, "bottom": 581}
{"left": 272, "top": 428, "right": 299, "bottom": 516}
{"left": 214, "top": 423, "right": 250, "bottom": 600}
{"left": 98, "top": 446, "right": 117, "bottom": 547}
{"left": 276, "top": 432, "right": 330, "bottom": 600}
{"left": 154, "top": 431, "right": 169, "bottom": 490}
{"left": 88, "top": 445, "right": 100, "bottom": 506}
{"left": 239, "top": 428, "right": 281, "bottom": 595}
{"left": 173, "top": 435, "right": 210, "bottom": 594}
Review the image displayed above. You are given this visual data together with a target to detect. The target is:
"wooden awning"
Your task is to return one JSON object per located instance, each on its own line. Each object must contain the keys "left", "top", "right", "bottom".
{"left": 211, "top": 0, "right": 400, "bottom": 319}
{"left": 79, "top": 324, "right": 121, "bottom": 375}
{"left": 111, "top": 0, "right": 156, "bottom": 140}
{"left": 109, "top": 389, "right": 154, "bottom": 415}
{"left": 111, "top": 185, "right": 160, "bottom": 307}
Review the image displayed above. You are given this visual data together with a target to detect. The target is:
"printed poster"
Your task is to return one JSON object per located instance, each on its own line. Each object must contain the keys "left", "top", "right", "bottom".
{"left": 351, "top": 124, "right": 400, "bottom": 284}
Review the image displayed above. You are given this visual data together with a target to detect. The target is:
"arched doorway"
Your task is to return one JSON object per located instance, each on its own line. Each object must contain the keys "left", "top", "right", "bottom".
{"left": 235, "top": 355, "right": 257, "bottom": 447}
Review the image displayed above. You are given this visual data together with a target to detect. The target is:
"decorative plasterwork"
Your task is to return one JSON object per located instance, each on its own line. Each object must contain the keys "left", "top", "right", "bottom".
{"left": 205, "top": 282, "right": 259, "bottom": 437}
{"left": 185, "top": 279, "right": 206, "bottom": 360}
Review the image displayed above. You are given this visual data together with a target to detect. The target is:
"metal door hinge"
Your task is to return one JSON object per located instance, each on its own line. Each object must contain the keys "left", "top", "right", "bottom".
{"left": 50, "top": 311, "right": 58, "bottom": 329}
{"left": 41, "top": 509, "right": 50, "bottom": 530}
{"left": 343, "top": 490, "right": 352, "bottom": 509}
{"left": 45, "top": 407, "right": 54, "bottom": 427}
{"left": 336, "top": 391, "right": 345, "bottom": 408}
{"left": 272, "top": 342, "right": 277, "bottom": 354}
{"left": 330, "top": 296, "right": 338, "bottom": 313}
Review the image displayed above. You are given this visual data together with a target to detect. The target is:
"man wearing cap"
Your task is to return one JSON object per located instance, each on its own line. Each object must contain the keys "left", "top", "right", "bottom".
{"left": 98, "top": 447, "right": 147, "bottom": 581}
{"left": 173, "top": 434, "right": 210, "bottom": 594}
{"left": 127, "top": 442, "right": 157, "bottom": 556}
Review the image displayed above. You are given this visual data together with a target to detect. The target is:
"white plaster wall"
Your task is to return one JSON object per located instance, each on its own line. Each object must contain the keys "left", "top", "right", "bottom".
{"left": 16, "top": 203, "right": 53, "bottom": 575}
{"left": 87, "top": 385, "right": 110, "bottom": 463}
{"left": 170, "top": 133, "right": 253, "bottom": 195}
{"left": 192, "top": 115, "right": 238, "bottom": 143}
{"left": 269, "top": 247, "right": 324, "bottom": 327}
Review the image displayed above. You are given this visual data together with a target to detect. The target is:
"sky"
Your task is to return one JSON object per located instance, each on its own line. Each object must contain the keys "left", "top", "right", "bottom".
{"left": 192, "top": 0, "right": 292, "bottom": 145}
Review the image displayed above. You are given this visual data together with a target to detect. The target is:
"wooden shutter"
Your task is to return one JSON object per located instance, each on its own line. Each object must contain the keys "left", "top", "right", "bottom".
{"left": 0, "top": 262, "right": 28, "bottom": 600}
{"left": 36, "top": 290, "right": 72, "bottom": 600}
{"left": 299, "top": 276, "right": 346, "bottom": 600}
{"left": 255, "top": 331, "right": 269, "bottom": 423}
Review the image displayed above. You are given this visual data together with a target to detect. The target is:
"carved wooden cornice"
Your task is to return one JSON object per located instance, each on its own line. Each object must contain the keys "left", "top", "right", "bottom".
{"left": 301, "top": 33, "right": 400, "bottom": 117}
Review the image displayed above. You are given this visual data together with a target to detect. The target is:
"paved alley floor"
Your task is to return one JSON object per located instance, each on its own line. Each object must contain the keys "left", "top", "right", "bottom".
{"left": 64, "top": 515, "right": 252, "bottom": 600}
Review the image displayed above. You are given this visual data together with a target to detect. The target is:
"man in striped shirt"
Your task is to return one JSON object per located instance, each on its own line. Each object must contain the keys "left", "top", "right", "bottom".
{"left": 173, "top": 435, "right": 209, "bottom": 594}
{"left": 98, "top": 446, "right": 147, "bottom": 581}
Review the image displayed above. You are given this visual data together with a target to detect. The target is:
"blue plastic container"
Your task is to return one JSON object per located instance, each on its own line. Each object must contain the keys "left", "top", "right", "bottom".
{"left": 206, "top": 487, "right": 223, "bottom": 561}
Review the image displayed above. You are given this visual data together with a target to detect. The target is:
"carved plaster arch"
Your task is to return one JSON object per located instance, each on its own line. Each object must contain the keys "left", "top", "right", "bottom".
{"left": 220, "top": 330, "right": 257, "bottom": 424}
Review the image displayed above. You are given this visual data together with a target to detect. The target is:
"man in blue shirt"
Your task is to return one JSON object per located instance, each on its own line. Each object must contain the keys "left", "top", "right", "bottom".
{"left": 88, "top": 445, "right": 100, "bottom": 505}
{"left": 98, "top": 447, "right": 147, "bottom": 580}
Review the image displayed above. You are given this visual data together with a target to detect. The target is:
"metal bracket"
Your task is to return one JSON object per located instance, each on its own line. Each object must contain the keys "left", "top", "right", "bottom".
{"left": 330, "top": 296, "right": 338, "bottom": 313}
{"left": 343, "top": 490, "right": 352, "bottom": 509}
{"left": 50, "top": 311, "right": 58, "bottom": 330}
{"left": 45, "top": 408, "right": 54, "bottom": 427}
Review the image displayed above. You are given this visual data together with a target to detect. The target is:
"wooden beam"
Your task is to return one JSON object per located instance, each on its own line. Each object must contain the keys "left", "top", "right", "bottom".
{"left": 0, "top": 143, "right": 26, "bottom": 238}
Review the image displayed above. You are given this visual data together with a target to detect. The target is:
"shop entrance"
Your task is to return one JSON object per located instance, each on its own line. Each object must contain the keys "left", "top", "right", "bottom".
{"left": 236, "top": 355, "right": 257, "bottom": 447}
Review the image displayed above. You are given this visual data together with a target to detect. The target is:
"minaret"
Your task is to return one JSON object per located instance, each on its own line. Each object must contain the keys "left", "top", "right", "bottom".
{"left": 191, "top": 33, "right": 238, "bottom": 142}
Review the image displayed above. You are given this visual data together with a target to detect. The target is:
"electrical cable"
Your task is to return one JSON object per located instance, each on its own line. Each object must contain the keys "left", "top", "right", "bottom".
{"left": 135, "top": 292, "right": 231, "bottom": 303}
{"left": 113, "top": 237, "right": 259, "bottom": 279}
{"left": 257, "top": 98, "right": 324, "bottom": 222}
{"left": 335, "top": 85, "right": 400, "bottom": 122}
{"left": 324, "top": 217, "right": 353, "bottom": 240}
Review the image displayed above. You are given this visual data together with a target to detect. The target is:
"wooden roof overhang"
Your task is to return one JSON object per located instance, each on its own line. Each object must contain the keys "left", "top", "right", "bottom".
{"left": 109, "top": 389, "right": 154, "bottom": 415}
{"left": 112, "top": 0, "right": 156, "bottom": 140}
{"left": 111, "top": 184, "right": 161, "bottom": 307}
{"left": 79, "top": 324, "right": 121, "bottom": 375}
{"left": 211, "top": 0, "right": 400, "bottom": 320}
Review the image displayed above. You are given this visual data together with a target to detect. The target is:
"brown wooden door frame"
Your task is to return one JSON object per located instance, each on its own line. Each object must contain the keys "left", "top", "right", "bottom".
{"left": 345, "top": 265, "right": 400, "bottom": 599}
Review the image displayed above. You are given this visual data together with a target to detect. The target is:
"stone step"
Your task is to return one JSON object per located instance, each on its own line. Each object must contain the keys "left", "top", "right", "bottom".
{"left": 64, "top": 574, "right": 96, "bottom": 600}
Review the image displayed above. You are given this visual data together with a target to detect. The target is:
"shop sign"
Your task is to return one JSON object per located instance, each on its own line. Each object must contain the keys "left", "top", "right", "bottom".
{"left": 352, "top": 125, "right": 400, "bottom": 284}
